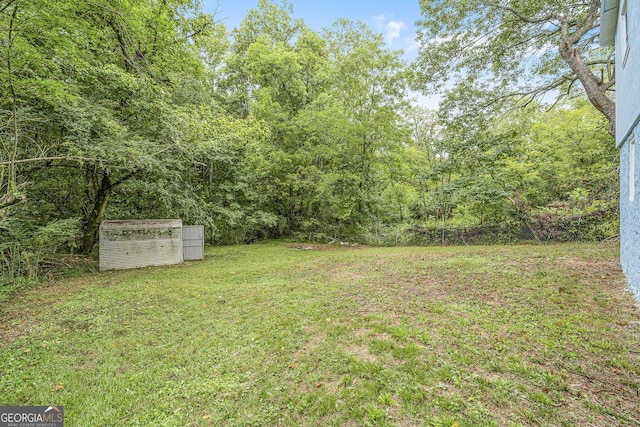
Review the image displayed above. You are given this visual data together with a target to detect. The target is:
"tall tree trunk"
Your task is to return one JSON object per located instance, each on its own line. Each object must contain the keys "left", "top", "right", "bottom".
{"left": 80, "top": 172, "right": 112, "bottom": 254}
{"left": 6, "top": 2, "right": 20, "bottom": 193}
{"left": 79, "top": 166, "right": 138, "bottom": 254}
{"left": 559, "top": 43, "right": 616, "bottom": 137}
{"left": 558, "top": 4, "right": 616, "bottom": 138}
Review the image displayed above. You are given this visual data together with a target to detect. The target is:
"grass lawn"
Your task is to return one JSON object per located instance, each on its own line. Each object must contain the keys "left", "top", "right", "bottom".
{"left": 1, "top": 241, "right": 639, "bottom": 426}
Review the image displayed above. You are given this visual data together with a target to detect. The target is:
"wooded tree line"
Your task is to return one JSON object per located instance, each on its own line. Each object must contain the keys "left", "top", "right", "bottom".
{"left": 0, "top": 0, "right": 617, "bottom": 281}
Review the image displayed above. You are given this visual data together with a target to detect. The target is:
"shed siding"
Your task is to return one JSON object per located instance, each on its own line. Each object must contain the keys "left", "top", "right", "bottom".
{"left": 99, "top": 220, "right": 183, "bottom": 270}
{"left": 183, "top": 225, "right": 204, "bottom": 261}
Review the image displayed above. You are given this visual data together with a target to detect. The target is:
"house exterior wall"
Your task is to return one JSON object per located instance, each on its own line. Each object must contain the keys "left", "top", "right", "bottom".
{"left": 619, "top": 134, "right": 640, "bottom": 299}
{"left": 614, "top": 0, "right": 640, "bottom": 299}
{"left": 615, "top": 0, "right": 640, "bottom": 148}
{"left": 99, "top": 219, "right": 183, "bottom": 271}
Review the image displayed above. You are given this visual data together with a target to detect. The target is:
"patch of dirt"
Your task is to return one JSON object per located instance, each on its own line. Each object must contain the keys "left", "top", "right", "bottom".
{"left": 289, "top": 244, "right": 335, "bottom": 251}
{"left": 337, "top": 272, "right": 363, "bottom": 280}
{"left": 352, "top": 328, "right": 371, "bottom": 338}
{"left": 1, "top": 321, "right": 35, "bottom": 348}
{"left": 288, "top": 243, "right": 366, "bottom": 251}
{"left": 299, "top": 332, "right": 326, "bottom": 355}
{"left": 345, "top": 344, "right": 377, "bottom": 363}
{"left": 557, "top": 256, "right": 623, "bottom": 274}
{"left": 0, "top": 276, "right": 113, "bottom": 348}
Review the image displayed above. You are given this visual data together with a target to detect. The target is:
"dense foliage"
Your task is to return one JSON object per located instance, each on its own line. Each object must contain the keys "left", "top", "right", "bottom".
{"left": 0, "top": 0, "right": 618, "bottom": 283}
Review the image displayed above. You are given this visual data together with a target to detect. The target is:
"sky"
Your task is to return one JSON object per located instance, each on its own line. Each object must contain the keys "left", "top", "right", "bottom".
{"left": 202, "top": 0, "right": 422, "bottom": 58}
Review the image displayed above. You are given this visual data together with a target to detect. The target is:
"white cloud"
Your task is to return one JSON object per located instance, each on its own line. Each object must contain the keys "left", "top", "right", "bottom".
{"left": 386, "top": 20, "right": 406, "bottom": 44}
{"left": 374, "top": 13, "right": 391, "bottom": 32}
{"left": 373, "top": 14, "right": 407, "bottom": 45}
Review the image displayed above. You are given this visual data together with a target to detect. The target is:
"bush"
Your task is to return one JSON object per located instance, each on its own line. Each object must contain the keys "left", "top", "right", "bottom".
{"left": 0, "top": 217, "right": 81, "bottom": 285}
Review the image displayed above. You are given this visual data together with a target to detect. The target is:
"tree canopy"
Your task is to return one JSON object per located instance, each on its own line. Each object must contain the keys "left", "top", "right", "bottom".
{"left": 414, "top": 0, "right": 616, "bottom": 136}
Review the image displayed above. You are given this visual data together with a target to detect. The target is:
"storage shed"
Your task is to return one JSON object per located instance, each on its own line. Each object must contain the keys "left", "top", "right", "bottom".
{"left": 99, "top": 219, "right": 183, "bottom": 271}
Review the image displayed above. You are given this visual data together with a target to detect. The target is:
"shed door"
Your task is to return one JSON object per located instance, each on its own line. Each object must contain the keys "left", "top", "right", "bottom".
{"left": 182, "top": 226, "right": 204, "bottom": 260}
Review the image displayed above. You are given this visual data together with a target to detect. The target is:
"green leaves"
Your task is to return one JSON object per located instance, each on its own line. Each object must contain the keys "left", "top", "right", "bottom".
{"left": 414, "top": 0, "right": 615, "bottom": 132}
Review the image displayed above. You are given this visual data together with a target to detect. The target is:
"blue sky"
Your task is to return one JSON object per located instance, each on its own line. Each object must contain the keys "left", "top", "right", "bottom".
{"left": 202, "top": 0, "right": 422, "bottom": 57}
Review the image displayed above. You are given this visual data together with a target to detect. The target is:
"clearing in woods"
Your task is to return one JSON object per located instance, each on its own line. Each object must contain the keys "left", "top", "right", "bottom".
{"left": 1, "top": 241, "right": 638, "bottom": 426}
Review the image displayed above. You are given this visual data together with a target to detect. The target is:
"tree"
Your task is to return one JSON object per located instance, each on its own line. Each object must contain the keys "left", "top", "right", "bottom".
{"left": 319, "top": 20, "right": 409, "bottom": 232}
{"left": 527, "top": 99, "right": 618, "bottom": 205}
{"left": 414, "top": 0, "right": 616, "bottom": 136}
{"left": 0, "top": 0, "right": 222, "bottom": 253}
{"left": 217, "top": 0, "right": 304, "bottom": 118}
{"left": 220, "top": 2, "right": 411, "bottom": 238}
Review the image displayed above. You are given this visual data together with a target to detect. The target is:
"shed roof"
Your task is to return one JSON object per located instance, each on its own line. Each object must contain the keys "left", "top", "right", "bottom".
{"left": 600, "top": 0, "right": 619, "bottom": 47}
{"left": 100, "top": 219, "right": 182, "bottom": 230}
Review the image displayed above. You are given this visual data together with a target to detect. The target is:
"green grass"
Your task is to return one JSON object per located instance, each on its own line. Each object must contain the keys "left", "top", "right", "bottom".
{"left": 1, "top": 241, "right": 639, "bottom": 426}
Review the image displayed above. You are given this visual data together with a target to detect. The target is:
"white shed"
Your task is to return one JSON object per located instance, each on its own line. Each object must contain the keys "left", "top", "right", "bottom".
{"left": 99, "top": 219, "right": 183, "bottom": 271}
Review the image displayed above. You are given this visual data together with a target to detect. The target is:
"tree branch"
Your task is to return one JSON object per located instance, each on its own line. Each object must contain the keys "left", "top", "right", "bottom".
{"left": 0, "top": 0, "right": 18, "bottom": 15}
{"left": 0, "top": 156, "right": 108, "bottom": 166}
{"left": 566, "top": 1, "right": 600, "bottom": 45}
{"left": 482, "top": 74, "right": 576, "bottom": 110}
{"left": 486, "top": 2, "right": 561, "bottom": 24}
{"left": 0, "top": 181, "right": 28, "bottom": 211}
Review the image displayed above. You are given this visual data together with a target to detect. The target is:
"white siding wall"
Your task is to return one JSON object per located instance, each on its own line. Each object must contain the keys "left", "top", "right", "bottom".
{"left": 99, "top": 220, "right": 183, "bottom": 271}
